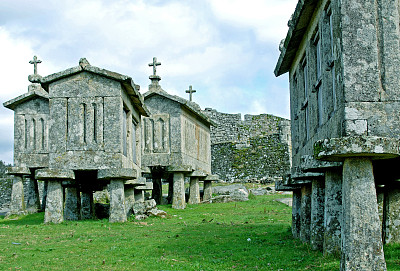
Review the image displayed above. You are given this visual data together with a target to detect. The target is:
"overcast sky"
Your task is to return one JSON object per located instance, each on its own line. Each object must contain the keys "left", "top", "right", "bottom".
{"left": 0, "top": 0, "right": 297, "bottom": 164}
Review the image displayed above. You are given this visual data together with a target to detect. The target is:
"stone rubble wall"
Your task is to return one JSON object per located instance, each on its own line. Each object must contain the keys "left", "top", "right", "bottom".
{"left": 0, "top": 177, "right": 12, "bottom": 209}
{"left": 203, "top": 108, "right": 291, "bottom": 182}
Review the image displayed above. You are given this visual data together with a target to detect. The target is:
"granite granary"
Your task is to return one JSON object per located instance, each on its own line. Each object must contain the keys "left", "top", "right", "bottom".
{"left": 275, "top": 0, "right": 400, "bottom": 270}
{"left": 141, "top": 58, "right": 218, "bottom": 209}
{"left": 4, "top": 57, "right": 150, "bottom": 223}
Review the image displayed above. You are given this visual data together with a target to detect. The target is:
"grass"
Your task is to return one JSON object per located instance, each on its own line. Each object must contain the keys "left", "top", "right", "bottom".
{"left": 0, "top": 193, "right": 399, "bottom": 270}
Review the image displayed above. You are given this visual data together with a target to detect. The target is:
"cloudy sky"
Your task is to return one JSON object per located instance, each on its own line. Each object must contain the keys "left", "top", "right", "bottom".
{"left": 0, "top": 0, "right": 297, "bottom": 163}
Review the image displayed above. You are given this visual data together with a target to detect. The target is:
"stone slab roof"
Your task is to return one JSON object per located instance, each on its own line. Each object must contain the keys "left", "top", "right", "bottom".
{"left": 40, "top": 58, "right": 150, "bottom": 117}
{"left": 3, "top": 83, "right": 49, "bottom": 110}
{"left": 274, "top": 0, "right": 318, "bottom": 77}
{"left": 144, "top": 88, "right": 217, "bottom": 126}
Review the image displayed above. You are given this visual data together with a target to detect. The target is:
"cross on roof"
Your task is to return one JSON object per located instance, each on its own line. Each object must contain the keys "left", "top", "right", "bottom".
{"left": 29, "top": 55, "right": 42, "bottom": 75}
{"left": 148, "top": 57, "right": 161, "bottom": 76}
{"left": 186, "top": 85, "right": 196, "bottom": 101}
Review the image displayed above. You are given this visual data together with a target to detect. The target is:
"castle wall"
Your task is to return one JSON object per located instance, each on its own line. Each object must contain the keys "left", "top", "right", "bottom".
{"left": 203, "top": 108, "right": 291, "bottom": 182}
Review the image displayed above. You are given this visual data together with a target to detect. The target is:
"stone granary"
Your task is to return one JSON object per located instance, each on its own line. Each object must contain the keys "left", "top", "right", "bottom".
{"left": 275, "top": 0, "right": 400, "bottom": 270}
{"left": 141, "top": 58, "right": 218, "bottom": 209}
{"left": 4, "top": 57, "right": 150, "bottom": 223}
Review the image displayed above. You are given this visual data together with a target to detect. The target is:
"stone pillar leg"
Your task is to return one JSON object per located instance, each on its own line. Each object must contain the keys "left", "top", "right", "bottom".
{"left": 203, "top": 181, "right": 212, "bottom": 202}
{"left": 9, "top": 175, "right": 25, "bottom": 215}
{"left": 44, "top": 180, "right": 64, "bottom": 224}
{"left": 25, "top": 176, "right": 41, "bottom": 213}
{"left": 323, "top": 169, "right": 342, "bottom": 256}
{"left": 300, "top": 184, "right": 311, "bottom": 243}
{"left": 41, "top": 180, "right": 48, "bottom": 212}
{"left": 311, "top": 179, "right": 325, "bottom": 251}
{"left": 152, "top": 178, "right": 163, "bottom": 205}
{"left": 134, "top": 189, "right": 145, "bottom": 202}
{"left": 188, "top": 177, "right": 200, "bottom": 204}
{"left": 172, "top": 173, "right": 186, "bottom": 209}
{"left": 64, "top": 187, "right": 81, "bottom": 221}
{"left": 167, "top": 175, "right": 173, "bottom": 204}
{"left": 109, "top": 179, "right": 127, "bottom": 223}
{"left": 341, "top": 158, "right": 386, "bottom": 271}
{"left": 125, "top": 186, "right": 135, "bottom": 217}
{"left": 384, "top": 187, "right": 400, "bottom": 244}
{"left": 81, "top": 191, "right": 94, "bottom": 220}
{"left": 377, "top": 188, "right": 385, "bottom": 235}
{"left": 292, "top": 189, "right": 301, "bottom": 239}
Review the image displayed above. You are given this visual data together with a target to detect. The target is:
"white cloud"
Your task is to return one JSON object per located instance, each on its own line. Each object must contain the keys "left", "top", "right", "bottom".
{"left": 207, "top": 0, "right": 297, "bottom": 43}
{"left": 0, "top": 27, "right": 35, "bottom": 100}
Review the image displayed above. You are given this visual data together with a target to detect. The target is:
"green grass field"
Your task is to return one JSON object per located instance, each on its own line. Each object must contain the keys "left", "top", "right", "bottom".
{"left": 0, "top": 193, "right": 399, "bottom": 270}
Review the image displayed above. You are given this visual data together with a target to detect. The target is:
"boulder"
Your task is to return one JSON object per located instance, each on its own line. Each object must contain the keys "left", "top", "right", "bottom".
{"left": 131, "top": 199, "right": 167, "bottom": 220}
{"left": 211, "top": 184, "right": 249, "bottom": 202}
{"left": 213, "top": 184, "right": 248, "bottom": 195}
{"left": 249, "top": 187, "right": 272, "bottom": 196}
{"left": 132, "top": 199, "right": 157, "bottom": 215}
{"left": 148, "top": 208, "right": 167, "bottom": 218}
{"left": 230, "top": 189, "right": 249, "bottom": 201}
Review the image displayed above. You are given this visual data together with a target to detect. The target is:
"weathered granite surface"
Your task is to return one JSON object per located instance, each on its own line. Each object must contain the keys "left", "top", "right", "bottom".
{"left": 25, "top": 176, "right": 40, "bottom": 213}
{"left": 323, "top": 169, "right": 342, "bottom": 256}
{"left": 9, "top": 176, "right": 25, "bottom": 215}
{"left": 300, "top": 185, "right": 311, "bottom": 243}
{"left": 315, "top": 136, "right": 400, "bottom": 162}
{"left": 384, "top": 187, "right": 400, "bottom": 244}
{"left": 81, "top": 192, "right": 94, "bottom": 220}
{"left": 341, "top": 158, "right": 386, "bottom": 271}
{"left": 310, "top": 179, "right": 324, "bottom": 251}
{"left": 203, "top": 181, "right": 213, "bottom": 202}
{"left": 44, "top": 181, "right": 64, "bottom": 224}
{"left": 109, "top": 180, "right": 126, "bottom": 223}
{"left": 64, "top": 187, "right": 80, "bottom": 221}
{"left": 172, "top": 173, "right": 186, "bottom": 209}
{"left": 292, "top": 190, "right": 301, "bottom": 238}
{"left": 203, "top": 108, "right": 291, "bottom": 182}
{"left": 188, "top": 177, "right": 200, "bottom": 204}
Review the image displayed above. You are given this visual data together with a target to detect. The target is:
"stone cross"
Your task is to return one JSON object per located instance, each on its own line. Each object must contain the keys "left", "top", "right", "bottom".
{"left": 186, "top": 85, "right": 196, "bottom": 101}
{"left": 148, "top": 57, "right": 161, "bottom": 76}
{"left": 29, "top": 56, "right": 42, "bottom": 75}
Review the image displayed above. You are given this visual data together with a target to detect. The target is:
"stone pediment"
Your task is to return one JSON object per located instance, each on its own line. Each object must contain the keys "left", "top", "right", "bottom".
{"left": 3, "top": 84, "right": 48, "bottom": 110}
{"left": 40, "top": 58, "right": 150, "bottom": 117}
{"left": 143, "top": 88, "right": 216, "bottom": 126}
